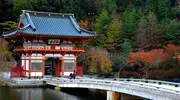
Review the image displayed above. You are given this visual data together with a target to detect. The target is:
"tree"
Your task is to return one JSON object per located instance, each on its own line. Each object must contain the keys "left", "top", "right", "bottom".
{"left": 111, "top": 39, "right": 131, "bottom": 78}
{"left": 106, "top": 17, "right": 122, "bottom": 51}
{"left": 148, "top": 0, "right": 171, "bottom": 21}
{"left": 78, "top": 0, "right": 97, "bottom": 16}
{"left": 0, "top": 41, "right": 13, "bottom": 71}
{"left": 147, "top": 0, "right": 158, "bottom": 12}
{"left": 134, "top": 12, "right": 163, "bottom": 51}
{"left": 35, "top": 0, "right": 62, "bottom": 12}
{"left": 122, "top": 8, "right": 141, "bottom": 41}
{"left": 122, "top": 39, "right": 132, "bottom": 56}
{"left": 157, "top": 0, "right": 171, "bottom": 20}
{"left": 104, "top": 0, "right": 117, "bottom": 14}
{"left": 92, "top": 9, "right": 110, "bottom": 47}
{"left": 88, "top": 48, "right": 112, "bottom": 74}
{"left": 127, "top": 49, "right": 166, "bottom": 78}
{"left": 133, "top": 0, "right": 147, "bottom": 12}
{"left": 13, "top": 0, "right": 38, "bottom": 15}
{"left": 0, "top": 0, "right": 16, "bottom": 22}
{"left": 95, "top": 0, "right": 105, "bottom": 13}
{"left": 60, "top": 0, "right": 85, "bottom": 20}
{"left": 77, "top": 52, "right": 90, "bottom": 73}
{"left": 0, "top": 21, "right": 17, "bottom": 31}
{"left": 162, "top": 19, "right": 180, "bottom": 45}
{"left": 165, "top": 44, "right": 180, "bottom": 54}
{"left": 171, "top": 7, "right": 180, "bottom": 20}
{"left": 110, "top": 53, "right": 127, "bottom": 77}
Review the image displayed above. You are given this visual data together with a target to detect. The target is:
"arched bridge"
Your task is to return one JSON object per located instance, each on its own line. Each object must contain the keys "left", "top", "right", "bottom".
{"left": 46, "top": 78, "right": 180, "bottom": 100}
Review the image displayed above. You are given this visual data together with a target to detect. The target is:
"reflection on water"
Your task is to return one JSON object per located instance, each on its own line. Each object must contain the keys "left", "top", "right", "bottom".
{"left": 0, "top": 87, "right": 105, "bottom": 100}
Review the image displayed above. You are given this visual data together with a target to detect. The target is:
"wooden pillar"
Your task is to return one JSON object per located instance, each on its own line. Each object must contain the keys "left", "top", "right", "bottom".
{"left": 55, "top": 58, "right": 60, "bottom": 77}
{"left": 24, "top": 54, "right": 26, "bottom": 77}
{"left": 61, "top": 56, "right": 64, "bottom": 76}
{"left": 20, "top": 54, "right": 22, "bottom": 67}
{"left": 29, "top": 54, "right": 31, "bottom": 77}
{"left": 74, "top": 56, "right": 77, "bottom": 72}
{"left": 19, "top": 53, "right": 23, "bottom": 77}
{"left": 42, "top": 55, "right": 45, "bottom": 76}
{"left": 57, "top": 59, "right": 60, "bottom": 77}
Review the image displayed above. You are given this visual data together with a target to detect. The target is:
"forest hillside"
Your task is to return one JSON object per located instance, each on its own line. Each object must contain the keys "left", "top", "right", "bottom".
{"left": 1, "top": 0, "right": 180, "bottom": 80}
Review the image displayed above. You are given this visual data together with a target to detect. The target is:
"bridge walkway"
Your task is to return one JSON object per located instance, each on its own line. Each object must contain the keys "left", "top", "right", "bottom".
{"left": 46, "top": 78, "right": 180, "bottom": 100}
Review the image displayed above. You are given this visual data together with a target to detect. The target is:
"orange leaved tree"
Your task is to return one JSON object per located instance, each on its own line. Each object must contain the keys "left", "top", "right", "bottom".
{"left": 127, "top": 49, "right": 166, "bottom": 78}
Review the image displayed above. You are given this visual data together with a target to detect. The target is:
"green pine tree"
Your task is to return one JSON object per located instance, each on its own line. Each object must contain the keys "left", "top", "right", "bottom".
{"left": 122, "top": 8, "right": 141, "bottom": 41}
{"left": 104, "top": 0, "right": 117, "bottom": 14}
{"left": 106, "top": 17, "right": 122, "bottom": 51}
{"left": 92, "top": 9, "right": 110, "bottom": 47}
{"left": 122, "top": 39, "right": 132, "bottom": 57}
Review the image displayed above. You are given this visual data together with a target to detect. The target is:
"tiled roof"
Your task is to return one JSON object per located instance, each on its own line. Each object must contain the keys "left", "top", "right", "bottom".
{"left": 3, "top": 10, "right": 96, "bottom": 37}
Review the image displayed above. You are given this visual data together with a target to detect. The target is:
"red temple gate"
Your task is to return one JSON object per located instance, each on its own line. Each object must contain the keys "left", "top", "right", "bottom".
{"left": 10, "top": 67, "right": 25, "bottom": 78}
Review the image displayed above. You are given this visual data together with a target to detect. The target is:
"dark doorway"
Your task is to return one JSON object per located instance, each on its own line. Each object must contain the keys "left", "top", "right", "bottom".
{"left": 45, "top": 58, "right": 56, "bottom": 76}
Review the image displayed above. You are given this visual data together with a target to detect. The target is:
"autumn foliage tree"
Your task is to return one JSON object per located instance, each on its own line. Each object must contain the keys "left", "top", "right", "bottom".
{"left": 0, "top": 41, "right": 13, "bottom": 72}
{"left": 125, "top": 44, "right": 180, "bottom": 79}
{"left": 88, "top": 48, "right": 112, "bottom": 74}
{"left": 127, "top": 49, "right": 166, "bottom": 78}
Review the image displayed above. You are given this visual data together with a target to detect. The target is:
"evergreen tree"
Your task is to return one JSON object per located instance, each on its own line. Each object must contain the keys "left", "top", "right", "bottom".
{"left": 104, "top": 0, "right": 117, "bottom": 14}
{"left": 0, "top": 0, "right": 15, "bottom": 22}
{"left": 60, "top": 0, "right": 84, "bottom": 20}
{"left": 157, "top": 0, "right": 171, "bottom": 20}
{"left": 122, "top": 8, "right": 141, "bottom": 41}
{"left": 122, "top": 39, "right": 132, "bottom": 56}
{"left": 148, "top": 0, "right": 171, "bottom": 21}
{"left": 162, "top": 19, "right": 180, "bottom": 45}
{"left": 147, "top": 0, "right": 158, "bottom": 12}
{"left": 35, "top": 0, "right": 62, "bottom": 12}
{"left": 92, "top": 9, "right": 110, "bottom": 47}
{"left": 106, "top": 17, "right": 122, "bottom": 51}
{"left": 13, "top": 0, "right": 38, "bottom": 15}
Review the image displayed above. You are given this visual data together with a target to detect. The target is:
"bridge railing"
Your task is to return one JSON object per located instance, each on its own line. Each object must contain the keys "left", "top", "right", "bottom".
{"left": 112, "top": 78, "right": 180, "bottom": 87}
{"left": 48, "top": 78, "right": 180, "bottom": 93}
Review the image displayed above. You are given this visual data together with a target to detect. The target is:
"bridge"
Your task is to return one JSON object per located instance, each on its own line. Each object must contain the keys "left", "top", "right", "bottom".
{"left": 46, "top": 78, "right": 180, "bottom": 100}
{"left": 1, "top": 72, "right": 180, "bottom": 100}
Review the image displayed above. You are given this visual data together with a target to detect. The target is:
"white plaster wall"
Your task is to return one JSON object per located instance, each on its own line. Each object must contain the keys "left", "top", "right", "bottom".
{"left": 31, "top": 57, "right": 43, "bottom": 59}
{"left": 31, "top": 72, "right": 42, "bottom": 76}
{"left": 26, "top": 72, "right": 29, "bottom": 77}
{"left": 64, "top": 54, "right": 75, "bottom": 59}
{"left": 21, "top": 60, "right": 25, "bottom": 67}
{"left": 26, "top": 60, "right": 29, "bottom": 70}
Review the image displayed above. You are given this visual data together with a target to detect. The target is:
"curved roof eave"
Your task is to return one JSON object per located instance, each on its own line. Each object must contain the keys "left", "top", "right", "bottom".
{"left": 2, "top": 31, "right": 17, "bottom": 37}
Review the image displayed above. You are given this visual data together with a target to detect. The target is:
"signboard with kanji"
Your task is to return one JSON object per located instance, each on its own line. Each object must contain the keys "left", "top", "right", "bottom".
{"left": 48, "top": 39, "right": 60, "bottom": 45}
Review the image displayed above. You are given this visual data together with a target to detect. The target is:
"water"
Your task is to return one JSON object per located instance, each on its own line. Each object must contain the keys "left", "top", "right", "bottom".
{"left": 0, "top": 87, "right": 106, "bottom": 100}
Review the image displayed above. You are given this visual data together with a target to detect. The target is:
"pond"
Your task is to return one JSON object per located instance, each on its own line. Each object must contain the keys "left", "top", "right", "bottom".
{"left": 0, "top": 87, "right": 106, "bottom": 100}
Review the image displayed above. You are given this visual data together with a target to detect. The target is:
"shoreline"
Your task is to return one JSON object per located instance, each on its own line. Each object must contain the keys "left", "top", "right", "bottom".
{"left": 0, "top": 82, "right": 6, "bottom": 87}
